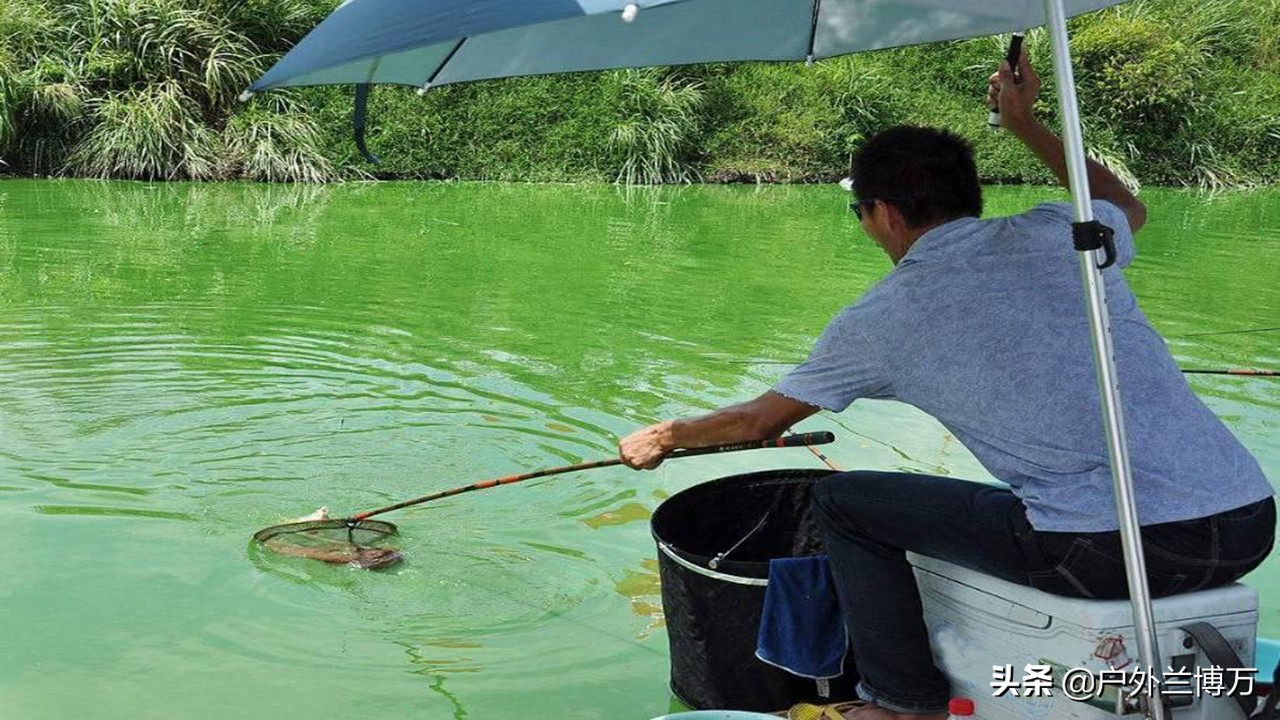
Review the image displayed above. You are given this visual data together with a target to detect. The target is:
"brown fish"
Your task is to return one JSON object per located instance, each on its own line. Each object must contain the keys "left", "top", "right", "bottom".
{"left": 263, "top": 532, "right": 404, "bottom": 570}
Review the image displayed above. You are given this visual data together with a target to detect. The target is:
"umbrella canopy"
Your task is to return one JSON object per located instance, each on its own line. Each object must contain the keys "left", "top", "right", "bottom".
{"left": 247, "top": 0, "right": 1124, "bottom": 94}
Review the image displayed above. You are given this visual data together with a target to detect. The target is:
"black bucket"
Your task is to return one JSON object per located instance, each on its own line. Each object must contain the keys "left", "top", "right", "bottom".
{"left": 650, "top": 468, "right": 859, "bottom": 712}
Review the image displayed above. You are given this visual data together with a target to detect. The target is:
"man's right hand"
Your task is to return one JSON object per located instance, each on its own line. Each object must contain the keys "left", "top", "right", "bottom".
{"left": 619, "top": 421, "right": 675, "bottom": 470}
{"left": 988, "top": 48, "right": 1040, "bottom": 136}
{"left": 617, "top": 391, "right": 819, "bottom": 472}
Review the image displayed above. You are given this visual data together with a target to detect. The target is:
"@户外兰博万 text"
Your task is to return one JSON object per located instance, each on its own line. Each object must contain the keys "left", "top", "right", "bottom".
{"left": 991, "top": 663, "right": 1257, "bottom": 701}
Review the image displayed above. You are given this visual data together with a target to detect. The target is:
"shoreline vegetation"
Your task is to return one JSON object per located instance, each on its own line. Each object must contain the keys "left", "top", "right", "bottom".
{"left": 2, "top": 0, "right": 1278, "bottom": 188}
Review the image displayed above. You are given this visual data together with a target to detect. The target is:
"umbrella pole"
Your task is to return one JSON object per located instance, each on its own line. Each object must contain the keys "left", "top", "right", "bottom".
{"left": 1042, "top": 2, "right": 1167, "bottom": 718}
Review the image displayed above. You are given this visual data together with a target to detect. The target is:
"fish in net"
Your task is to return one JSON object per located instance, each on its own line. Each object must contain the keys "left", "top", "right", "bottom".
{"left": 253, "top": 508, "right": 403, "bottom": 570}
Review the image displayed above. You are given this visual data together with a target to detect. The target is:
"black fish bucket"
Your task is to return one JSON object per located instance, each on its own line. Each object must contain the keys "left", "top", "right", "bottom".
{"left": 650, "top": 468, "right": 860, "bottom": 712}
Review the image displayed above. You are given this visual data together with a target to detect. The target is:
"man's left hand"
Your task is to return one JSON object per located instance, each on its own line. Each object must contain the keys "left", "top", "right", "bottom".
{"left": 988, "top": 47, "right": 1041, "bottom": 136}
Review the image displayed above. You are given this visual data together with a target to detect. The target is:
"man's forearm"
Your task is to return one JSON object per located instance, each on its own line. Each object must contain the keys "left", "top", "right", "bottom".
{"left": 1011, "top": 118, "right": 1146, "bottom": 230}
{"left": 992, "top": 52, "right": 1144, "bottom": 230}
{"left": 664, "top": 402, "right": 776, "bottom": 450}
{"left": 618, "top": 391, "right": 818, "bottom": 469}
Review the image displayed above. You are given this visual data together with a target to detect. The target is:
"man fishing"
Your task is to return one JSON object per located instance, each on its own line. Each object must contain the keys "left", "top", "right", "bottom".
{"left": 618, "top": 51, "right": 1274, "bottom": 720}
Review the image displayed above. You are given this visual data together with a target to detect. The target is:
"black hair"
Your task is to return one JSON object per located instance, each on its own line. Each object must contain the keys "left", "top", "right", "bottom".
{"left": 850, "top": 125, "right": 983, "bottom": 228}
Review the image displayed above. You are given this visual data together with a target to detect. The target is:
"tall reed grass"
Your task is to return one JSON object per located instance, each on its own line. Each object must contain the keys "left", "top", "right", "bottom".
{"left": 1, "top": 0, "right": 334, "bottom": 181}
{"left": 608, "top": 69, "right": 704, "bottom": 185}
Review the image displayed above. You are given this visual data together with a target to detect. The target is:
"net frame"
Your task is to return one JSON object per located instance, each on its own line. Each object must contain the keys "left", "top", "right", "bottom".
{"left": 253, "top": 518, "right": 403, "bottom": 570}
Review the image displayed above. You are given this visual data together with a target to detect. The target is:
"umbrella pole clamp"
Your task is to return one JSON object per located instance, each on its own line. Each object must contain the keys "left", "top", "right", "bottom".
{"left": 1073, "top": 220, "right": 1118, "bottom": 270}
{"left": 1044, "top": 1, "right": 1167, "bottom": 718}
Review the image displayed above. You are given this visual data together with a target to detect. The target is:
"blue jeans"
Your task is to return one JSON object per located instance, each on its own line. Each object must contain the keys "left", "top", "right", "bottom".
{"left": 810, "top": 471, "right": 1276, "bottom": 715}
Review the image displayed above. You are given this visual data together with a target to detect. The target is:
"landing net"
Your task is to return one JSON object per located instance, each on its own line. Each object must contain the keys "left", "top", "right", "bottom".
{"left": 253, "top": 519, "right": 402, "bottom": 570}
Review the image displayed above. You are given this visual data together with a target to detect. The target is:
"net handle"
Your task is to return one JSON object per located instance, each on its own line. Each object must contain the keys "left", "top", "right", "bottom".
{"left": 348, "top": 431, "right": 835, "bottom": 522}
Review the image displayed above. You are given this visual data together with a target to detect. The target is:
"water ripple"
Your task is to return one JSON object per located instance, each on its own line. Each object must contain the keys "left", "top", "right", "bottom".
{"left": 2, "top": 181, "right": 1277, "bottom": 720}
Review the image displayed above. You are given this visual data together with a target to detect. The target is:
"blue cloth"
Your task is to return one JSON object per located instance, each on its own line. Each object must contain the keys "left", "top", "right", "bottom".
{"left": 773, "top": 200, "right": 1273, "bottom": 532}
{"left": 755, "top": 555, "right": 847, "bottom": 680}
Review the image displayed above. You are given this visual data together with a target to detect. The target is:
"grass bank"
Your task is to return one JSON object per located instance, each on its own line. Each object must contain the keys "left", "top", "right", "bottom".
{"left": 3, "top": 0, "right": 1278, "bottom": 187}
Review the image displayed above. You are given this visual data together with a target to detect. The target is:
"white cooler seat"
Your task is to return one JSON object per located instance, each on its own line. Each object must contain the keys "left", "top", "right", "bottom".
{"left": 907, "top": 553, "right": 1258, "bottom": 719}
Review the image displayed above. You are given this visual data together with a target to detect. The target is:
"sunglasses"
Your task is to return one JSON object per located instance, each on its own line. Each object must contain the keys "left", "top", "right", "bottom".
{"left": 848, "top": 196, "right": 917, "bottom": 221}
{"left": 849, "top": 198, "right": 876, "bottom": 221}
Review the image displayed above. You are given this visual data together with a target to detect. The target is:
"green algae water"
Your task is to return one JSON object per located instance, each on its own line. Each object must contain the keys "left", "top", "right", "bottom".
{"left": 0, "top": 179, "right": 1277, "bottom": 719}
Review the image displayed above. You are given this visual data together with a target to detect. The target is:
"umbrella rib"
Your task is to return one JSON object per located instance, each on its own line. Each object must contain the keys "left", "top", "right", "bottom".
{"left": 806, "top": 0, "right": 822, "bottom": 63}
{"left": 420, "top": 38, "right": 468, "bottom": 92}
{"left": 351, "top": 56, "right": 384, "bottom": 163}
{"left": 363, "top": 56, "right": 383, "bottom": 85}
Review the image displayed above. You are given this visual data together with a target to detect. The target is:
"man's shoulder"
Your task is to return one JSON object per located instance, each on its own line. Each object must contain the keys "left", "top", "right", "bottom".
{"left": 1003, "top": 200, "right": 1072, "bottom": 224}
{"left": 1012, "top": 199, "right": 1130, "bottom": 226}
{"left": 820, "top": 279, "right": 898, "bottom": 338}
{"left": 1006, "top": 199, "right": 1136, "bottom": 266}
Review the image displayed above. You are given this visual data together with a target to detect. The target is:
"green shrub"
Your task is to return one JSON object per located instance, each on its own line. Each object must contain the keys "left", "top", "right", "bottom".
{"left": 1073, "top": 13, "right": 1200, "bottom": 130}
{"left": 0, "top": 0, "right": 1277, "bottom": 185}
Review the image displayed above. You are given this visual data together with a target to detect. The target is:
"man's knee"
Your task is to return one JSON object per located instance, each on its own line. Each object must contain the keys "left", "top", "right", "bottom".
{"left": 811, "top": 471, "right": 849, "bottom": 514}
{"left": 812, "top": 471, "right": 888, "bottom": 524}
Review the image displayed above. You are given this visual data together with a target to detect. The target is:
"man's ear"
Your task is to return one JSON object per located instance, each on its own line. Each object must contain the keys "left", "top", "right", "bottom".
{"left": 883, "top": 201, "right": 910, "bottom": 235}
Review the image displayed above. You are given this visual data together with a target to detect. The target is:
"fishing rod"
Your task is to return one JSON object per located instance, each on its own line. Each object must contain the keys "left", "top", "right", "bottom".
{"left": 710, "top": 357, "right": 1278, "bottom": 377}
{"left": 1179, "top": 326, "right": 1280, "bottom": 338}
{"left": 787, "top": 428, "right": 841, "bottom": 471}
{"left": 252, "top": 432, "right": 837, "bottom": 568}
{"left": 347, "top": 431, "right": 835, "bottom": 522}
{"left": 1180, "top": 368, "right": 1279, "bottom": 377}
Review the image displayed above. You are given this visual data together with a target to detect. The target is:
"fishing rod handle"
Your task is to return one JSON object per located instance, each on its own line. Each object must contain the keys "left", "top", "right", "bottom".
{"left": 989, "top": 33, "right": 1024, "bottom": 128}
{"left": 670, "top": 431, "right": 836, "bottom": 458}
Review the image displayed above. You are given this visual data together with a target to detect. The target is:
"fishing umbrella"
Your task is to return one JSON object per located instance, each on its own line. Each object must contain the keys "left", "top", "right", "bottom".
{"left": 239, "top": 0, "right": 1121, "bottom": 160}
{"left": 244, "top": 0, "right": 1125, "bottom": 93}
{"left": 244, "top": 1, "right": 1171, "bottom": 717}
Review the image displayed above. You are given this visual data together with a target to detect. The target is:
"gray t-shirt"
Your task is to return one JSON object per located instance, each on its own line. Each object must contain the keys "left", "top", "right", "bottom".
{"left": 774, "top": 200, "right": 1272, "bottom": 532}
